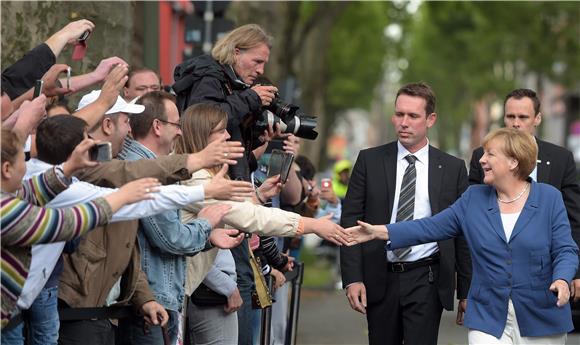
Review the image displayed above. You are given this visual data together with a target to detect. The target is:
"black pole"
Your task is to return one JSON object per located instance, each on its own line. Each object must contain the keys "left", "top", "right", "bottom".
{"left": 285, "top": 262, "right": 304, "bottom": 345}
{"left": 260, "top": 278, "right": 274, "bottom": 345}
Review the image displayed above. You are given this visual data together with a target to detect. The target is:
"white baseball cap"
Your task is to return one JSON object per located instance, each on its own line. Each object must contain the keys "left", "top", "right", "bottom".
{"left": 76, "top": 90, "right": 145, "bottom": 115}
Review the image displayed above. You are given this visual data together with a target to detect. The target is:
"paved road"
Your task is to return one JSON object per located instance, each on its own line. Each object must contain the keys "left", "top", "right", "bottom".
{"left": 297, "top": 289, "right": 580, "bottom": 345}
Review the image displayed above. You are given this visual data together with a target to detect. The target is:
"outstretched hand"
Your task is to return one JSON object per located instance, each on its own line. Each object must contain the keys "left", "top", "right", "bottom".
{"left": 99, "top": 63, "right": 129, "bottom": 105}
{"left": 56, "top": 19, "right": 95, "bottom": 46}
{"left": 199, "top": 137, "right": 245, "bottom": 168}
{"left": 91, "top": 56, "right": 129, "bottom": 82}
{"left": 9, "top": 95, "right": 47, "bottom": 138}
{"left": 198, "top": 203, "right": 232, "bottom": 228}
{"left": 344, "top": 220, "right": 388, "bottom": 245}
{"left": 204, "top": 164, "right": 254, "bottom": 201}
{"left": 209, "top": 228, "right": 244, "bottom": 249}
{"left": 116, "top": 178, "right": 161, "bottom": 204}
{"left": 311, "top": 214, "right": 351, "bottom": 246}
{"left": 104, "top": 178, "right": 160, "bottom": 214}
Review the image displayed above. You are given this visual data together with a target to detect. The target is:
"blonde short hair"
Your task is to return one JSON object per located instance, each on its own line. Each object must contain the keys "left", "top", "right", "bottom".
{"left": 211, "top": 24, "right": 273, "bottom": 65}
{"left": 482, "top": 128, "right": 537, "bottom": 180}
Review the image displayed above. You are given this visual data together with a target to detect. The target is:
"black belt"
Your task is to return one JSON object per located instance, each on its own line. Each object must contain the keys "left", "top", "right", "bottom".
{"left": 58, "top": 306, "right": 134, "bottom": 321}
{"left": 387, "top": 253, "right": 440, "bottom": 273}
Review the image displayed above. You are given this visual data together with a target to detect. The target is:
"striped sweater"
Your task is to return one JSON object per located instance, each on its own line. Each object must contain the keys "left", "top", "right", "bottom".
{"left": 1, "top": 167, "right": 112, "bottom": 328}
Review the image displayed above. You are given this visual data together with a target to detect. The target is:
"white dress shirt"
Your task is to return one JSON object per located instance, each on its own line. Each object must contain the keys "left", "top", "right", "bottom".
{"left": 387, "top": 141, "right": 439, "bottom": 262}
{"left": 17, "top": 158, "right": 206, "bottom": 309}
{"left": 530, "top": 165, "right": 537, "bottom": 181}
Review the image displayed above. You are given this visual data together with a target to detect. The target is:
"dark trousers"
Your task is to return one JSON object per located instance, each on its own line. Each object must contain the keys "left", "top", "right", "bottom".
{"left": 117, "top": 309, "right": 179, "bottom": 345}
{"left": 58, "top": 319, "right": 115, "bottom": 345}
{"left": 366, "top": 263, "right": 443, "bottom": 345}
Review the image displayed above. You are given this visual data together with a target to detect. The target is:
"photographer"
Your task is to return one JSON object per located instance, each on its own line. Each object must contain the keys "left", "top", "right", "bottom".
{"left": 173, "top": 23, "right": 278, "bottom": 182}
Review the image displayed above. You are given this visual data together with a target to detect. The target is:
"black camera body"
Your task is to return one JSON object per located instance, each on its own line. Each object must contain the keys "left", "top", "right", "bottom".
{"left": 254, "top": 94, "right": 318, "bottom": 140}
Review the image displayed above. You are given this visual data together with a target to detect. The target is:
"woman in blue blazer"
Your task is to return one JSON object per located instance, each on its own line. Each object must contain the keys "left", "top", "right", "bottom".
{"left": 346, "top": 128, "right": 578, "bottom": 344}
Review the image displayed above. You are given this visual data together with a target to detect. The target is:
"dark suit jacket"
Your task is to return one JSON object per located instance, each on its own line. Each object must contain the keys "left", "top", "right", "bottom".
{"left": 340, "top": 142, "right": 471, "bottom": 310}
{"left": 469, "top": 138, "right": 580, "bottom": 278}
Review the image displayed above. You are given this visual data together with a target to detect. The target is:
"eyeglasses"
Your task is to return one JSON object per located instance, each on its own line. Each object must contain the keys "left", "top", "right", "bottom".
{"left": 158, "top": 119, "right": 181, "bottom": 130}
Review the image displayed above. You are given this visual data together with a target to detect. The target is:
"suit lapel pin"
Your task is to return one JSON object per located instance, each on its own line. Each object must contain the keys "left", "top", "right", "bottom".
{"left": 438, "top": 165, "right": 442, "bottom": 169}
{"left": 546, "top": 161, "right": 550, "bottom": 165}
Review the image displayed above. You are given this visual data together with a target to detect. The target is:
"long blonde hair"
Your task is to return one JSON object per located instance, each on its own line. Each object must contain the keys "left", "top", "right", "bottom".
{"left": 211, "top": 24, "right": 272, "bottom": 66}
{"left": 174, "top": 103, "right": 228, "bottom": 175}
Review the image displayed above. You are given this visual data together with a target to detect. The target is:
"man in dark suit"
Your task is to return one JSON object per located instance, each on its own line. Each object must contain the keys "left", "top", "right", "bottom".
{"left": 340, "top": 82, "right": 471, "bottom": 345}
{"left": 469, "top": 88, "right": 580, "bottom": 301}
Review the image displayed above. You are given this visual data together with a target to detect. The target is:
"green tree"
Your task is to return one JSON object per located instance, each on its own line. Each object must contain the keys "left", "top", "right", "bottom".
{"left": 1, "top": 0, "right": 135, "bottom": 105}
{"left": 400, "top": 1, "right": 580, "bottom": 152}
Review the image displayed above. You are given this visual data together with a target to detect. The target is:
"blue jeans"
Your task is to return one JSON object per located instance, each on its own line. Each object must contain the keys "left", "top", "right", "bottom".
{"left": 1, "top": 286, "right": 60, "bottom": 345}
{"left": 251, "top": 309, "right": 261, "bottom": 345}
{"left": 1, "top": 320, "right": 24, "bottom": 345}
{"left": 237, "top": 285, "right": 254, "bottom": 345}
{"left": 28, "top": 286, "right": 60, "bottom": 345}
{"left": 118, "top": 309, "right": 179, "bottom": 345}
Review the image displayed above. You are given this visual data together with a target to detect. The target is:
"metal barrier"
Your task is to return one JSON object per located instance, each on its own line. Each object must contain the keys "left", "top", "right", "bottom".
{"left": 259, "top": 262, "right": 304, "bottom": 345}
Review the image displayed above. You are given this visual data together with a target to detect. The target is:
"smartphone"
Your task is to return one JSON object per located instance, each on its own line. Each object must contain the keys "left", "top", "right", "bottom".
{"left": 78, "top": 30, "right": 91, "bottom": 41}
{"left": 267, "top": 149, "right": 294, "bottom": 184}
{"left": 66, "top": 67, "right": 71, "bottom": 90}
{"left": 89, "top": 142, "right": 112, "bottom": 162}
{"left": 321, "top": 178, "right": 332, "bottom": 189}
{"left": 33, "top": 80, "right": 43, "bottom": 98}
{"left": 280, "top": 154, "right": 295, "bottom": 184}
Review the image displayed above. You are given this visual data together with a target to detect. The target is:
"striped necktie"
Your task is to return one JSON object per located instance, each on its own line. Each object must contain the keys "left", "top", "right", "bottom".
{"left": 393, "top": 154, "right": 417, "bottom": 259}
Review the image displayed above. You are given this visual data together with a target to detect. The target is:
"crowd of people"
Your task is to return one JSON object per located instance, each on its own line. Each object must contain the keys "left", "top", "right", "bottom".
{"left": 1, "top": 17, "right": 579, "bottom": 345}
{"left": 1, "top": 20, "right": 348, "bottom": 345}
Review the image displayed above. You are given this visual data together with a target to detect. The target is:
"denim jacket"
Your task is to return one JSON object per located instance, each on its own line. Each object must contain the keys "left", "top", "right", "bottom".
{"left": 120, "top": 139, "right": 212, "bottom": 312}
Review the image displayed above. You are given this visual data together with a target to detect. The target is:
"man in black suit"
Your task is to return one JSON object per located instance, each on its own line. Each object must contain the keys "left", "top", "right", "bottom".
{"left": 340, "top": 82, "right": 471, "bottom": 345}
{"left": 469, "top": 88, "right": 580, "bottom": 300}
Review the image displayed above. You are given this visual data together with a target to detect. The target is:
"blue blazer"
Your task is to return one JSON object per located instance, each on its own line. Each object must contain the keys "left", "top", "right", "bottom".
{"left": 387, "top": 181, "right": 579, "bottom": 338}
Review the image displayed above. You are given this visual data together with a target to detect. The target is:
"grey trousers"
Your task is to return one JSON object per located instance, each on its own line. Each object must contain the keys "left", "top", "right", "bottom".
{"left": 188, "top": 302, "right": 238, "bottom": 345}
{"left": 270, "top": 283, "right": 289, "bottom": 345}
